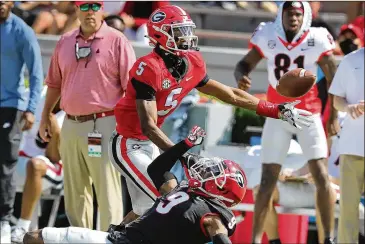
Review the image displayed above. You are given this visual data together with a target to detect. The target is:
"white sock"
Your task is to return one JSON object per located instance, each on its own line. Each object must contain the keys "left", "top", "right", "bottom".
{"left": 17, "top": 218, "right": 31, "bottom": 231}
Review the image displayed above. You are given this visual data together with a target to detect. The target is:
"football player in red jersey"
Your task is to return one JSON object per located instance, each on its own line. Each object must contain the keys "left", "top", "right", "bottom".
{"left": 234, "top": 2, "right": 338, "bottom": 244}
{"left": 110, "top": 5, "right": 313, "bottom": 225}
{"left": 24, "top": 126, "right": 247, "bottom": 244}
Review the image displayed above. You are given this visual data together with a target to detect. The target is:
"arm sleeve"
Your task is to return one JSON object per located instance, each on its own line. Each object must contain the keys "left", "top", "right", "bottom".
{"left": 328, "top": 58, "right": 347, "bottom": 97}
{"left": 130, "top": 59, "right": 159, "bottom": 91}
{"left": 147, "top": 140, "right": 191, "bottom": 190}
{"left": 21, "top": 27, "right": 43, "bottom": 114}
{"left": 119, "top": 37, "right": 136, "bottom": 94}
{"left": 45, "top": 39, "right": 63, "bottom": 90}
{"left": 195, "top": 74, "right": 210, "bottom": 88}
{"left": 212, "top": 233, "right": 232, "bottom": 244}
{"left": 131, "top": 78, "right": 156, "bottom": 100}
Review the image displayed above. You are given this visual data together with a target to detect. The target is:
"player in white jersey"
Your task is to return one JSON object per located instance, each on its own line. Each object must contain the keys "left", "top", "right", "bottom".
{"left": 11, "top": 86, "right": 65, "bottom": 243}
{"left": 252, "top": 112, "right": 365, "bottom": 243}
{"left": 234, "top": 2, "right": 339, "bottom": 243}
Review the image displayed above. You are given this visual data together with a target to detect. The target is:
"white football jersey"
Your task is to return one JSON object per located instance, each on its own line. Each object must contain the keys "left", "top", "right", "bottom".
{"left": 250, "top": 21, "right": 336, "bottom": 88}
{"left": 19, "top": 86, "right": 65, "bottom": 157}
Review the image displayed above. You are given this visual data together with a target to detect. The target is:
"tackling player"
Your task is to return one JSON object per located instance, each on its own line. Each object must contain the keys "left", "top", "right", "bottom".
{"left": 24, "top": 126, "right": 245, "bottom": 244}
{"left": 109, "top": 5, "right": 313, "bottom": 225}
{"left": 233, "top": 2, "right": 338, "bottom": 243}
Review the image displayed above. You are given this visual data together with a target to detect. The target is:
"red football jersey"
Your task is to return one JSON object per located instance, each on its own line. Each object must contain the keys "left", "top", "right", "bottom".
{"left": 115, "top": 50, "right": 207, "bottom": 140}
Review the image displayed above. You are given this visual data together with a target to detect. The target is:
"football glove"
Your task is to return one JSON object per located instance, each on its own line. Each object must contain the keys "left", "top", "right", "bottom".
{"left": 278, "top": 101, "right": 313, "bottom": 130}
{"left": 184, "top": 126, "right": 206, "bottom": 147}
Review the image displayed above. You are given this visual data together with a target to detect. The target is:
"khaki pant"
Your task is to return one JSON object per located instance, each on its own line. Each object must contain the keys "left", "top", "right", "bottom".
{"left": 60, "top": 116, "right": 123, "bottom": 231}
{"left": 338, "top": 154, "right": 365, "bottom": 243}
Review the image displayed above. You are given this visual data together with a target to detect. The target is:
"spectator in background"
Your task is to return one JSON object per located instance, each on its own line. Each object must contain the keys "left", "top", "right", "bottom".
{"left": 103, "top": 1, "right": 125, "bottom": 16}
{"left": 11, "top": 1, "right": 54, "bottom": 27}
{"left": 329, "top": 47, "right": 364, "bottom": 244}
{"left": 321, "top": 21, "right": 363, "bottom": 138}
{"left": 31, "top": 2, "right": 79, "bottom": 35}
{"left": 11, "top": 86, "right": 65, "bottom": 243}
{"left": 0, "top": 1, "right": 43, "bottom": 243}
{"left": 38, "top": 1, "right": 136, "bottom": 231}
{"left": 118, "top": 1, "right": 169, "bottom": 45}
{"left": 104, "top": 14, "right": 125, "bottom": 33}
{"left": 338, "top": 23, "right": 364, "bottom": 55}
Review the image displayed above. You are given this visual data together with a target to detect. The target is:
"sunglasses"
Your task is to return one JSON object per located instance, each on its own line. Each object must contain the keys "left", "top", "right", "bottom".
{"left": 79, "top": 3, "right": 102, "bottom": 12}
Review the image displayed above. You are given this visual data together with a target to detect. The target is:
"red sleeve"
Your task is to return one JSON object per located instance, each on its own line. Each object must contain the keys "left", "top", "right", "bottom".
{"left": 133, "top": 18, "right": 148, "bottom": 28}
{"left": 249, "top": 42, "right": 265, "bottom": 58}
{"left": 129, "top": 58, "right": 159, "bottom": 91}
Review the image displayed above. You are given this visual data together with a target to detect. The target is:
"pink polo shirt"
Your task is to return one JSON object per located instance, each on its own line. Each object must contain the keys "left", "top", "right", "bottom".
{"left": 45, "top": 22, "right": 136, "bottom": 116}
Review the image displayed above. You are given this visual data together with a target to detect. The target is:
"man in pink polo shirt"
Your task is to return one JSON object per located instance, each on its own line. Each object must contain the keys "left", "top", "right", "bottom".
{"left": 39, "top": 1, "right": 136, "bottom": 231}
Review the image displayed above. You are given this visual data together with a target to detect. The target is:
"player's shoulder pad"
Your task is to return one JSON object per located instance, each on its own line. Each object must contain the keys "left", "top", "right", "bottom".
{"left": 130, "top": 54, "right": 161, "bottom": 84}
{"left": 251, "top": 22, "right": 272, "bottom": 40}
{"left": 310, "top": 27, "right": 332, "bottom": 39}
{"left": 310, "top": 27, "right": 335, "bottom": 46}
{"left": 187, "top": 51, "right": 205, "bottom": 68}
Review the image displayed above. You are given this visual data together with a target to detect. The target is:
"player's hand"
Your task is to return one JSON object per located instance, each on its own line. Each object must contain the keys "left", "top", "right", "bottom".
{"left": 184, "top": 126, "right": 206, "bottom": 147}
{"left": 237, "top": 75, "right": 251, "bottom": 91}
{"left": 346, "top": 101, "right": 364, "bottom": 119}
{"left": 278, "top": 168, "right": 294, "bottom": 182}
{"left": 326, "top": 117, "right": 340, "bottom": 137}
{"left": 39, "top": 115, "right": 53, "bottom": 142}
{"left": 20, "top": 111, "right": 35, "bottom": 131}
{"left": 278, "top": 101, "right": 313, "bottom": 130}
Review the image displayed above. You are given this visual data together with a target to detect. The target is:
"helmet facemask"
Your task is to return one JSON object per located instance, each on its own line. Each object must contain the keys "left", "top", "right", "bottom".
{"left": 189, "top": 157, "right": 227, "bottom": 190}
{"left": 156, "top": 22, "right": 198, "bottom": 53}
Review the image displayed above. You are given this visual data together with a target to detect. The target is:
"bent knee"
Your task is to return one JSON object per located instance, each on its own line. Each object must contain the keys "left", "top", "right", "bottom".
{"left": 26, "top": 158, "right": 47, "bottom": 176}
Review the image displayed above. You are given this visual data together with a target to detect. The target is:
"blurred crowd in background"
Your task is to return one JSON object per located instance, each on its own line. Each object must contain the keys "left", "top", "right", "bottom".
{"left": 10, "top": 1, "right": 364, "bottom": 52}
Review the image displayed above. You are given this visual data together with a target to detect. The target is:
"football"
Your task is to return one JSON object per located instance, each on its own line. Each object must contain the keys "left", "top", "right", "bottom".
{"left": 276, "top": 68, "right": 316, "bottom": 98}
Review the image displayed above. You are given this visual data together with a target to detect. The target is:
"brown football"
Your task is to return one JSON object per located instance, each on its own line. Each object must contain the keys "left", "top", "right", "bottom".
{"left": 276, "top": 68, "right": 316, "bottom": 98}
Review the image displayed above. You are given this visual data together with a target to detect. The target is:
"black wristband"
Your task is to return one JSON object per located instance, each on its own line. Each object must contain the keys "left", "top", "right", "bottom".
{"left": 212, "top": 233, "right": 231, "bottom": 244}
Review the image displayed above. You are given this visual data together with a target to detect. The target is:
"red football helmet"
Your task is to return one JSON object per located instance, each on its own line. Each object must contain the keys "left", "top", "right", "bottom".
{"left": 147, "top": 5, "right": 198, "bottom": 54}
{"left": 184, "top": 156, "right": 247, "bottom": 207}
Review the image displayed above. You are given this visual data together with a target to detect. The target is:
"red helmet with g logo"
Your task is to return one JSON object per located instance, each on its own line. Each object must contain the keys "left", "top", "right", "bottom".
{"left": 147, "top": 5, "right": 198, "bottom": 54}
{"left": 184, "top": 156, "right": 247, "bottom": 207}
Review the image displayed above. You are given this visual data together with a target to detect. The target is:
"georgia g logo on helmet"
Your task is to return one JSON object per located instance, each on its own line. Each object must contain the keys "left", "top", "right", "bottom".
{"left": 235, "top": 171, "right": 245, "bottom": 188}
{"left": 151, "top": 11, "right": 166, "bottom": 23}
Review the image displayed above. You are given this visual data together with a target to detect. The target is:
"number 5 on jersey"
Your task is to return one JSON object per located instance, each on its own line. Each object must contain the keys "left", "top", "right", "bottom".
{"left": 136, "top": 62, "right": 147, "bottom": 76}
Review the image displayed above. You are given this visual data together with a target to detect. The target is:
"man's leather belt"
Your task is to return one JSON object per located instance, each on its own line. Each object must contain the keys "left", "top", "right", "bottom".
{"left": 67, "top": 110, "right": 114, "bottom": 123}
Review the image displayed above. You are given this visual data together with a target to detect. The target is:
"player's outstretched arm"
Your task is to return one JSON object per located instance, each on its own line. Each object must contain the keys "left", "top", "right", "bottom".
{"left": 203, "top": 215, "right": 232, "bottom": 244}
{"left": 147, "top": 126, "right": 206, "bottom": 195}
{"left": 136, "top": 99, "right": 175, "bottom": 151}
{"left": 197, "top": 80, "right": 313, "bottom": 129}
